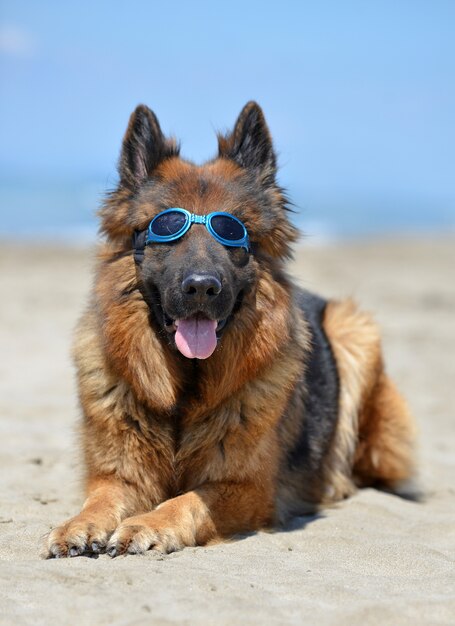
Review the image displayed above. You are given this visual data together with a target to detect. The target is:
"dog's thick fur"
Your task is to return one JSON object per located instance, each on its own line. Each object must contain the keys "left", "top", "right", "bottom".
{"left": 45, "top": 102, "right": 416, "bottom": 558}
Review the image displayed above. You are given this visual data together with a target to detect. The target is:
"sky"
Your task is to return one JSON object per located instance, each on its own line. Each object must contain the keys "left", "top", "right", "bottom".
{"left": 1, "top": 0, "right": 454, "bottom": 237}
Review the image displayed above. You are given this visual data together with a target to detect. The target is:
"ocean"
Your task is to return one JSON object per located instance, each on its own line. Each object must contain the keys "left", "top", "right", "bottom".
{"left": 1, "top": 175, "right": 454, "bottom": 243}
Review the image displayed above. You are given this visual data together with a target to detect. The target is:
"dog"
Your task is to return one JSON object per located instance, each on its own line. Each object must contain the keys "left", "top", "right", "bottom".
{"left": 45, "top": 102, "right": 416, "bottom": 558}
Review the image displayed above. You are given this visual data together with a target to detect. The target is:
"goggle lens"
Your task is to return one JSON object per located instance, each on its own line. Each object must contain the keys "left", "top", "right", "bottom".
{"left": 209, "top": 214, "right": 245, "bottom": 241}
{"left": 151, "top": 210, "right": 187, "bottom": 237}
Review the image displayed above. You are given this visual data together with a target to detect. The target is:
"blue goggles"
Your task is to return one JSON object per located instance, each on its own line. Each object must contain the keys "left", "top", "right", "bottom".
{"left": 145, "top": 208, "right": 250, "bottom": 252}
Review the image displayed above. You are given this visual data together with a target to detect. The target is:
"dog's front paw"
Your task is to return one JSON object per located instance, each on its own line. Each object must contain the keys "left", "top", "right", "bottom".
{"left": 44, "top": 515, "right": 117, "bottom": 559}
{"left": 106, "top": 510, "right": 193, "bottom": 557}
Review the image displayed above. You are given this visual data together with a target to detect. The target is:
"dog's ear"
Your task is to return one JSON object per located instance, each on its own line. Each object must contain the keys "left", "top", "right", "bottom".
{"left": 218, "top": 101, "right": 276, "bottom": 182}
{"left": 119, "top": 105, "right": 179, "bottom": 188}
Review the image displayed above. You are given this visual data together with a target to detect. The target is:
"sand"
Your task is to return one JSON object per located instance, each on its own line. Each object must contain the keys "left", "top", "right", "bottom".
{"left": 0, "top": 236, "right": 454, "bottom": 625}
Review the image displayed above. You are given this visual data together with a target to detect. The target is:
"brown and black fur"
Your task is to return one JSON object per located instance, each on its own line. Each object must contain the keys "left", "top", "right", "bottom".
{"left": 45, "top": 102, "right": 416, "bottom": 558}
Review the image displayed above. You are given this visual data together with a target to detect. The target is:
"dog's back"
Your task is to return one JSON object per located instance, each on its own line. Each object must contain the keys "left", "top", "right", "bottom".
{"left": 276, "top": 289, "right": 416, "bottom": 520}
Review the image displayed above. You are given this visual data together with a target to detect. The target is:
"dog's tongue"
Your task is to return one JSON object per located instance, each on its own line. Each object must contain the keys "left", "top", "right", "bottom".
{"left": 175, "top": 317, "right": 218, "bottom": 359}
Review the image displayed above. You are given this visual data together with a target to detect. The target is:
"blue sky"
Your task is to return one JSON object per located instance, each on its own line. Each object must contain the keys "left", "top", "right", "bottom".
{"left": 1, "top": 0, "right": 454, "bottom": 236}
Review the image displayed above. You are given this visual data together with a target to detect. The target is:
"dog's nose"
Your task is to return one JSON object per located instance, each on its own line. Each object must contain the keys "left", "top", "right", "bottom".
{"left": 182, "top": 273, "right": 222, "bottom": 298}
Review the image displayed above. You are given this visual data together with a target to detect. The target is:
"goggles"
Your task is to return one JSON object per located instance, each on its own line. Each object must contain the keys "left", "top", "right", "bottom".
{"left": 145, "top": 208, "right": 250, "bottom": 252}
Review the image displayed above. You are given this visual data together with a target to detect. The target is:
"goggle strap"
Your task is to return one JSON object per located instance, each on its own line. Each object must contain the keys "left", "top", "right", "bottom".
{"left": 132, "top": 229, "right": 147, "bottom": 264}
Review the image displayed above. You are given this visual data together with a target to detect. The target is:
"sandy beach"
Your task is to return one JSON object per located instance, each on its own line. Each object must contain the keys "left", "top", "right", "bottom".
{"left": 0, "top": 236, "right": 454, "bottom": 626}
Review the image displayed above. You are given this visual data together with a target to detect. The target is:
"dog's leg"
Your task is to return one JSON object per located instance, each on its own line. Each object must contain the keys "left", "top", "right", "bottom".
{"left": 353, "top": 372, "right": 417, "bottom": 495}
{"left": 44, "top": 476, "right": 138, "bottom": 558}
{"left": 322, "top": 299, "right": 417, "bottom": 501}
{"left": 44, "top": 309, "right": 177, "bottom": 559}
{"left": 44, "top": 401, "right": 173, "bottom": 558}
{"left": 106, "top": 481, "right": 274, "bottom": 556}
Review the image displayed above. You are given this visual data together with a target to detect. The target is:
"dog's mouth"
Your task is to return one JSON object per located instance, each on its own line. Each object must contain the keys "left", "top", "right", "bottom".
{"left": 141, "top": 279, "right": 246, "bottom": 360}
{"left": 161, "top": 293, "right": 244, "bottom": 360}
{"left": 163, "top": 313, "right": 228, "bottom": 360}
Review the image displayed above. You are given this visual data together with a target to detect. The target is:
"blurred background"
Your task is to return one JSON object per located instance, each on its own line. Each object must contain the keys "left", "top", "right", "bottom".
{"left": 1, "top": 0, "right": 454, "bottom": 242}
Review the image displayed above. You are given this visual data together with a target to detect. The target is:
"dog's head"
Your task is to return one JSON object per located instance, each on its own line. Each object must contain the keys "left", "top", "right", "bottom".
{"left": 100, "top": 102, "right": 298, "bottom": 360}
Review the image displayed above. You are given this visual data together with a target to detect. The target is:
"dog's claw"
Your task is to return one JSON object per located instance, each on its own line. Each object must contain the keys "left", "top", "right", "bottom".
{"left": 107, "top": 545, "right": 117, "bottom": 558}
{"left": 68, "top": 546, "right": 84, "bottom": 556}
{"left": 91, "top": 541, "right": 101, "bottom": 553}
{"left": 48, "top": 543, "right": 65, "bottom": 559}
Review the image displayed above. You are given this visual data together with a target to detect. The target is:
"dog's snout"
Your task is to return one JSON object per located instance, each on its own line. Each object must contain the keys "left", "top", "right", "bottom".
{"left": 182, "top": 273, "right": 222, "bottom": 299}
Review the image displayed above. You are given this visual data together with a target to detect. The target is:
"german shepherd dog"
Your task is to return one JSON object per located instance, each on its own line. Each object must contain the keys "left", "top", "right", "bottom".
{"left": 45, "top": 102, "right": 416, "bottom": 558}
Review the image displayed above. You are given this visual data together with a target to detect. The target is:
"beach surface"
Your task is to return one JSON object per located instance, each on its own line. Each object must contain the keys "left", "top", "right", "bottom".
{"left": 0, "top": 236, "right": 454, "bottom": 625}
